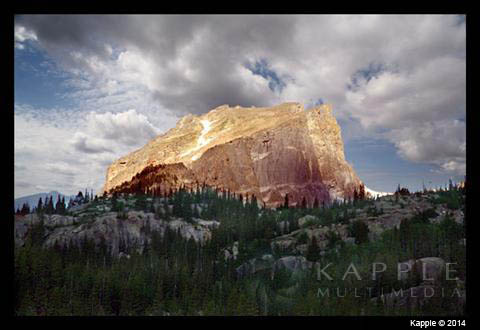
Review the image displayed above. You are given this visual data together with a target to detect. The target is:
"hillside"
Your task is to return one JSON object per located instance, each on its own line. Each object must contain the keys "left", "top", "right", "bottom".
{"left": 14, "top": 186, "right": 466, "bottom": 316}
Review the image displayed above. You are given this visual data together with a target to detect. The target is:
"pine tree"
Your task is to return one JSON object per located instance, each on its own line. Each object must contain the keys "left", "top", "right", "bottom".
{"left": 85, "top": 189, "right": 90, "bottom": 203}
{"left": 163, "top": 199, "right": 170, "bottom": 221}
{"left": 172, "top": 191, "right": 183, "bottom": 218}
{"left": 37, "top": 198, "right": 43, "bottom": 214}
{"left": 306, "top": 236, "right": 320, "bottom": 262}
{"left": 301, "top": 196, "right": 307, "bottom": 209}
{"left": 350, "top": 220, "right": 369, "bottom": 245}
{"left": 61, "top": 197, "right": 66, "bottom": 214}
{"left": 110, "top": 193, "right": 118, "bottom": 212}
{"left": 20, "top": 202, "right": 31, "bottom": 215}
{"left": 192, "top": 204, "right": 200, "bottom": 218}
{"left": 283, "top": 194, "right": 289, "bottom": 209}
{"left": 183, "top": 193, "right": 193, "bottom": 223}
{"left": 359, "top": 184, "right": 366, "bottom": 200}
{"left": 72, "top": 191, "right": 84, "bottom": 207}
{"left": 55, "top": 195, "right": 62, "bottom": 214}
{"left": 46, "top": 196, "right": 54, "bottom": 215}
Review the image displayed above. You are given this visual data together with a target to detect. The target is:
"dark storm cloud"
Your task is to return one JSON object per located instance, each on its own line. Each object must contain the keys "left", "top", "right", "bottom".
{"left": 16, "top": 15, "right": 298, "bottom": 114}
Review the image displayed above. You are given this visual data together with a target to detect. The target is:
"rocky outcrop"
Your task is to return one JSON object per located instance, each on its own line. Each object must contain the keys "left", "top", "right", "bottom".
{"left": 223, "top": 241, "right": 239, "bottom": 261}
{"left": 271, "top": 223, "right": 350, "bottom": 254}
{"left": 298, "top": 215, "right": 319, "bottom": 227}
{"left": 236, "top": 254, "right": 275, "bottom": 278}
{"left": 270, "top": 192, "right": 465, "bottom": 257}
{"left": 14, "top": 212, "right": 219, "bottom": 257}
{"left": 235, "top": 255, "right": 315, "bottom": 279}
{"left": 102, "top": 102, "right": 362, "bottom": 208}
{"left": 273, "top": 256, "right": 315, "bottom": 273}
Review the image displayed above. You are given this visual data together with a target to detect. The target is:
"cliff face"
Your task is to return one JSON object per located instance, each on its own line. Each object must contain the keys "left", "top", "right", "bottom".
{"left": 15, "top": 212, "right": 220, "bottom": 257}
{"left": 102, "top": 102, "right": 362, "bottom": 207}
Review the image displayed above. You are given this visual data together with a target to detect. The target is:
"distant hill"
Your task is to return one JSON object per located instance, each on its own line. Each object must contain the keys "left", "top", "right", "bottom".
{"left": 14, "top": 191, "right": 76, "bottom": 212}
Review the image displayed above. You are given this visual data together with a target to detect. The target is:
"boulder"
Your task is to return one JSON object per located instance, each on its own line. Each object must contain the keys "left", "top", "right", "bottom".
{"left": 271, "top": 236, "right": 296, "bottom": 252}
{"left": 298, "top": 215, "right": 318, "bottom": 227}
{"left": 223, "top": 241, "right": 239, "bottom": 261}
{"left": 273, "top": 256, "right": 314, "bottom": 272}
{"left": 343, "top": 237, "right": 356, "bottom": 245}
{"left": 236, "top": 254, "right": 275, "bottom": 278}
{"left": 236, "top": 255, "right": 316, "bottom": 279}
{"left": 277, "top": 221, "right": 290, "bottom": 233}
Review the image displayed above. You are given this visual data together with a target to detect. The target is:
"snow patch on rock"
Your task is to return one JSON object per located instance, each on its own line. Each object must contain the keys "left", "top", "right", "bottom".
{"left": 365, "top": 186, "right": 392, "bottom": 198}
{"left": 198, "top": 119, "right": 213, "bottom": 147}
{"left": 180, "top": 119, "right": 216, "bottom": 160}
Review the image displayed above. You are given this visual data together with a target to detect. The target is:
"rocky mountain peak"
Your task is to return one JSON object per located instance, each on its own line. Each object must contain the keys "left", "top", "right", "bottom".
{"left": 102, "top": 102, "right": 362, "bottom": 207}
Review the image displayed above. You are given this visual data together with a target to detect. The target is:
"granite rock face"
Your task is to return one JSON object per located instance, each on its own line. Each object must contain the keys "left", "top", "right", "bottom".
{"left": 14, "top": 212, "right": 219, "bottom": 257}
{"left": 235, "top": 255, "right": 316, "bottom": 279}
{"left": 103, "top": 102, "right": 362, "bottom": 208}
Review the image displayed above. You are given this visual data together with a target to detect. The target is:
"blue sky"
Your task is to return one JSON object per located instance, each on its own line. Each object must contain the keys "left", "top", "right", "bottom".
{"left": 15, "top": 47, "right": 71, "bottom": 108}
{"left": 343, "top": 138, "right": 460, "bottom": 192}
{"left": 14, "top": 15, "right": 466, "bottom": 198}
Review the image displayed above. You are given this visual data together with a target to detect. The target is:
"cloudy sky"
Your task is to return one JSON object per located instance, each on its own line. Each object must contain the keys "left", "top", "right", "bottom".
{"left": 14, "top": 14, "right": 466, "bottom": 198}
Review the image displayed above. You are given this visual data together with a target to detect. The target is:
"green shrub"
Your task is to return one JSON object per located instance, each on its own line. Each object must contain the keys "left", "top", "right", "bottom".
{"left": 349, "top": 220, "right": 369, "bottom": 245}
{"left": 431, "top": 190, "right": 462, "bottom": 210}
{"left": 302, "top": 218, "right": 319, "bottom": 228}
{"left": 112, "top": 201, "right": 124, "bottom": 212}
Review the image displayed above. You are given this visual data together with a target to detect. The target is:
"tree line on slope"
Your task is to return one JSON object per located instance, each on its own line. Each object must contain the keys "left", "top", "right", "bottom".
{"left": 14, "top": 185, "right": 466, "bottom": 316}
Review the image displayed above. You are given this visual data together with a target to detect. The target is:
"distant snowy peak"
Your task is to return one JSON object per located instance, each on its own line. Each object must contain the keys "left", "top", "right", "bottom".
{"left": 365, "top": 186, "right": 392, "bottom": 198}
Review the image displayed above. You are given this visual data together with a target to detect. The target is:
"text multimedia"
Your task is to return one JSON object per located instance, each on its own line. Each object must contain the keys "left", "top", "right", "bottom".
{"left": 316, "top": 286, "right": 463, "bottom": 298}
